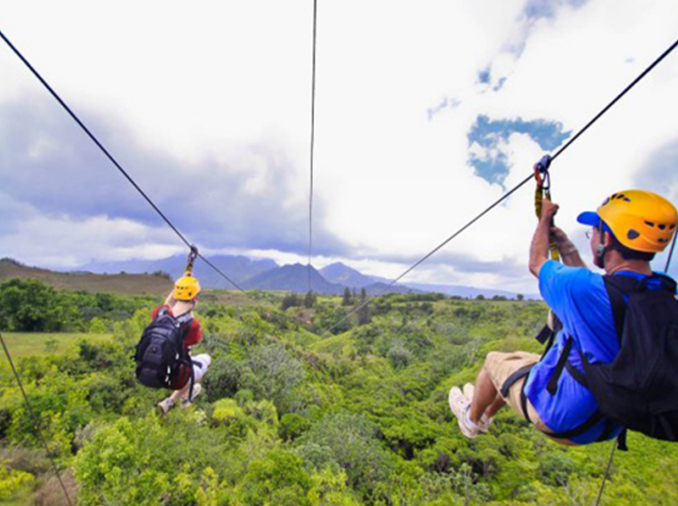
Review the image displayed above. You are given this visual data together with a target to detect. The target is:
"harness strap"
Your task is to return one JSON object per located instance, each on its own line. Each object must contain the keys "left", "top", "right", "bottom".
{"left": 598, "top": 419, "right": 617, "bottom": 442}
{"left": 500, "top": 364, "right": 535, "bottom": 424}
{"left": 546, "top": 336, "right": 574, "bottom": 395}
{"left": 520, "top": 382, "right": 532, "bottom": 425}
{"left": 535, "top": 324, "right": 553, "bottom": 346}
{"left": 564, "top": 360, "right": 588, "bottom": 388}
{"left": 546, "top": 409, "right": 604, "bottom": 440}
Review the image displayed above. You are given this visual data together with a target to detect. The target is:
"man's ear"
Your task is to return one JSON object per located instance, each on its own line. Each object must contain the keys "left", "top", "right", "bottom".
{"left": 602, "top": 230, "right": 613, "bottom": 247}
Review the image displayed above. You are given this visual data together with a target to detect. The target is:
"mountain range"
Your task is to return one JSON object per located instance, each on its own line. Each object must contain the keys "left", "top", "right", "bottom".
{"left": 74, "top": 255, "right": 534, "bottom": 299}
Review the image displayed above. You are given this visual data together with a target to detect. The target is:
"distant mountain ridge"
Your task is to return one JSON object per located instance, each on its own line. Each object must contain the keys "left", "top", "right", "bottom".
{"left": 319, "top": 262, "right": 374, "bottom": 288}
{"left": 9, "top": 255, "right": 535, "bottom": 299}
{"left": 82, "top": 254, "right": 278, "bottom": 289}
{"left": 243, "top": 264, "right": 344, "bottom": 294}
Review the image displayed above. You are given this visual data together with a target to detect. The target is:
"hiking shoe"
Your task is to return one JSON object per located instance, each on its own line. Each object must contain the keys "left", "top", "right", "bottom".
{"left": 462, "top": 383, "right": 492, "bottom": 433}
{"left": 449, "top": 386, "right": 479, "bottom": 439}
{"left": 157, "top": 397, "right": 175, "bottom": 415}
{"left": 180, "top": 384, "right": 202, "bottom": 408}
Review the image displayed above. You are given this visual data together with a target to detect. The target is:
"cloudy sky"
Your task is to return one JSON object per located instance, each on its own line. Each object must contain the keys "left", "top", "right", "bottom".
{"left": 1, "top": 0, "right": 677, "bottom": 293}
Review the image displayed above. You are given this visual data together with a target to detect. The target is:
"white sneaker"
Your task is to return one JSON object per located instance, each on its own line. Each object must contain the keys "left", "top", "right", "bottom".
{"left": 157, "top": 397, "right": 174, "bottom": 415}
{"left": 449, "top": 386, "right": 479, "bottom": 439}
{"left": 180, "top": 384, "right": 202, "bottom": 409}
{"left": 462, "top": 383, "right": 492, "bottom": 433}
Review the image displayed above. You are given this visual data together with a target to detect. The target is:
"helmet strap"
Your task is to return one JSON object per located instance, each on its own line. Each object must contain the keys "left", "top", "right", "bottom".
{"left": 595, "top": 222, "right": 608, "bottom": 269}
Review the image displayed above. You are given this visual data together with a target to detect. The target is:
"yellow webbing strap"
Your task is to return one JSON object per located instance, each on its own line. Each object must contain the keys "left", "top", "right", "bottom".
{"left": 534, "top": 164, "right": 560, "bottom": 262}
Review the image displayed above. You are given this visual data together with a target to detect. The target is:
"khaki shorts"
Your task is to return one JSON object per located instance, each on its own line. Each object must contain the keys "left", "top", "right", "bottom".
{"left": 484, "top": 351, "right": 576, "bottom": 446}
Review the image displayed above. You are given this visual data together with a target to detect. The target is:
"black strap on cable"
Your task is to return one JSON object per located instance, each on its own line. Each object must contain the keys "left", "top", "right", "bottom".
{"left": 0, "top": 331, "right": 74, "bottom": 506}
{"left": 307, "top": 0, "right": 318, "bottom": 294}
{"left": 326, "top": 37, "right": 678, "bottom": 334}
{"left": 0, "top": 27, "right": 250, "bottom": 296}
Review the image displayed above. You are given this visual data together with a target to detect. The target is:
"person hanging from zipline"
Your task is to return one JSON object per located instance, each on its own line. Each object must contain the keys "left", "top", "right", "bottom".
{"left": 449, "top": 187, "right": 678, "bottom": 446}
{"left": 133, "top": 247, "right": 212, "bottom": 414}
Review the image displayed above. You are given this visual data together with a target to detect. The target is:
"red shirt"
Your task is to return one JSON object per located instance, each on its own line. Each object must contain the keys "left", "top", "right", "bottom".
{"left": 151, "top": 305, "right": 203, "bottom": 389}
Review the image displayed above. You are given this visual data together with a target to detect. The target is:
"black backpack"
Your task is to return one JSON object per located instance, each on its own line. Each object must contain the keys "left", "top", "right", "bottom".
{"left": 537, "top": 273, "right": 678, "bottom": 449}
{"left": 579, "top": 273, "right": 678, "bottom": 442}
{"left": 134, "top": 308, "right": 194, "bottom": 395}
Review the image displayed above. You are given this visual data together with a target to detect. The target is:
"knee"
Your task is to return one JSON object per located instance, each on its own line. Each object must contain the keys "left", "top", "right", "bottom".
{"left": 483, "top": 352, "right": 498, "bottom": 371}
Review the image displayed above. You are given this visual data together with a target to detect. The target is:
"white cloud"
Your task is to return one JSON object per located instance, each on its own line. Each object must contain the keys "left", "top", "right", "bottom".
{"left": 2, "top": 210, "right": 182, "bottom": 268}
{"left": 1, "top": 0, "right": 677, "bottom": 291}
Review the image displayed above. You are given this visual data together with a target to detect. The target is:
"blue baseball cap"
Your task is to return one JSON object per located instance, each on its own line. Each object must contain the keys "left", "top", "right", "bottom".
{"left": 577, "top": 211, "right": 613, "bottom": 234}
{"left": 576, "top": 211, "right": 601, "bottom": 227}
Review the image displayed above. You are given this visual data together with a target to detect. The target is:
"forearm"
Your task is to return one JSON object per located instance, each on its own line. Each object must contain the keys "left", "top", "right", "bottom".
{"left": 529, "top": 219, "right": 551, "bottom": 277}
{"left": 558, "top": 241, "right": 586, "bottom": 268}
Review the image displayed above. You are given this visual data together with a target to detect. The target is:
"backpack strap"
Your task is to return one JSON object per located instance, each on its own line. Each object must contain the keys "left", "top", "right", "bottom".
{"left": 602, "top": 276, "right": 633, "bottom": 346}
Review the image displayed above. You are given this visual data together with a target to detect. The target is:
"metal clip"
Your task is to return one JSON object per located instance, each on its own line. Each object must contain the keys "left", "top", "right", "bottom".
{"left": 185, "top": 245, "right": 199, "bottom": 273}
{"left": 533, "top": 154, "right": 552, "bottom": 189}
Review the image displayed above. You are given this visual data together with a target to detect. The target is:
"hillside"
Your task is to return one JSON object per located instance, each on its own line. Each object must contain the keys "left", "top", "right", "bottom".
{"left": 1, "top": 282, "right": 675, "bottom": 505}
{"left": 0, "top": 258, "right": 172, "bottom": 296}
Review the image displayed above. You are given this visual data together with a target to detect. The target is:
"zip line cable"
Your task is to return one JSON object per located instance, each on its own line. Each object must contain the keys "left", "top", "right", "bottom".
{"left": 307, "top": 0, "right": 318, "bottom": 294}
{"left": 0, "top": 28, "right": 248, "bottom": 295}
{"left": 0, "top": 34, "right": 263, "bottom": 506}
{"left": 595, "top": 441, "right": 617, "bottom": 506}
{"left": 326, "top": 36, "right": 678, "bottom": 333}
{"left": 0, "top": 331, "right": 74, "bottom": 506}
{"left": 0, "top": 20, "right": 675, "bottom": 506}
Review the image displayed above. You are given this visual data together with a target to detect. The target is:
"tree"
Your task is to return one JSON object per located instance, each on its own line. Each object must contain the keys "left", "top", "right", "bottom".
{"left": 303, "top": 291, "right": 317, "bottom": 308}
{"left": 357, "top": 288, "right": 371, "bottom": 326}
{"left": 246, "top": 344, "right": 305, "bottom": 408}
{"left": 0, "top": 278, "right": 74, "bottom": 331}
{"left": 342, "top": 288, "right": 352, "bottom": 306}
{"left": 281, "top": 293, "right": 301, "bottom": 311}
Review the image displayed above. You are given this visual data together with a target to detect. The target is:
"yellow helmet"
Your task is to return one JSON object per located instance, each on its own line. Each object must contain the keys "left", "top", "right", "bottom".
{"left": 173, "top": 273, "right": 201, "bottom": 301}
{"left": 578, "top": 190, "right": 678, "bottom": 253}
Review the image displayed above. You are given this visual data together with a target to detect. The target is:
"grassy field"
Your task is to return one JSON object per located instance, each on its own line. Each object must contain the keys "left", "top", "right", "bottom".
{"left": 0, "top": 333, "right": 112, "bottom": 361}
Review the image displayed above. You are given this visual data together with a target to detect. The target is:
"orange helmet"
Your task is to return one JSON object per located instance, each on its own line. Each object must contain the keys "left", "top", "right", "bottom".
{"left": 173, "top": 273, "right": 201, "bottom": 301}
{"left": 578, "top": 190, "right": 678, "bottom": 253}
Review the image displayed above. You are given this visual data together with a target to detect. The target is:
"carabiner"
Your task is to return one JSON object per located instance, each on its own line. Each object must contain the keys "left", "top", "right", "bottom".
{"left": 185, "top": 245, "right": 199, "bottom": 273}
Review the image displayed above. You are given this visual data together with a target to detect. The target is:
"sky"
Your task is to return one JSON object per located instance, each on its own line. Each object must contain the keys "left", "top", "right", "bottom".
{"left": 1, "top": 0, "right": 677, "bottom": 294}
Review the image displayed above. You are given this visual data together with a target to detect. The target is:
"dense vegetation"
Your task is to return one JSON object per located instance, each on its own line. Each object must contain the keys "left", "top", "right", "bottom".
{"left": 0, "top": 279, "right": 157, "bottom": 333}
{"left": 0, "top": 279, "right": 676, "bottom": 505}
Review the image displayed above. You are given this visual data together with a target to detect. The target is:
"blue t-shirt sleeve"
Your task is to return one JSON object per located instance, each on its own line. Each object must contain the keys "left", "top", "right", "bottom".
{"left": 538, "top": 260, "right": 593, "bottom": 317}
{"left": 539, "top": 260, "right": 604, "bottom": 321}
{"left": 538, "top": 260, "right": 618, "bottom": 361}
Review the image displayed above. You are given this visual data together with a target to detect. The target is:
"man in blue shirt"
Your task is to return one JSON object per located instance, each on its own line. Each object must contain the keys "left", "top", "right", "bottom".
{"left": 449, "top": 190, "right": 677, "bottom": 443}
